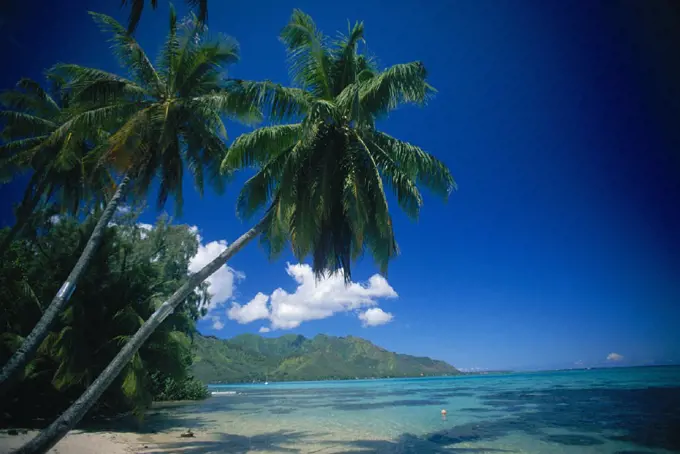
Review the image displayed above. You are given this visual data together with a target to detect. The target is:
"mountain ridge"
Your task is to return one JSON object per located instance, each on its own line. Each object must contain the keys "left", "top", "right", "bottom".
{"left": 192, "top": 333, "right": 460, "bottom": 383}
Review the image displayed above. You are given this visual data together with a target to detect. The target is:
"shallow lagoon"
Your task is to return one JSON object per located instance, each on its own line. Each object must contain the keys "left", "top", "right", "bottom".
{"left": 141, "top": 366, "right": 680, "bottom": 453}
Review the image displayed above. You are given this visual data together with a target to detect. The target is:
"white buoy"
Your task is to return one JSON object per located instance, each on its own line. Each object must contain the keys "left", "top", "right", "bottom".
{"left": 441, "top": 409, "right": 447, "bottom": 416}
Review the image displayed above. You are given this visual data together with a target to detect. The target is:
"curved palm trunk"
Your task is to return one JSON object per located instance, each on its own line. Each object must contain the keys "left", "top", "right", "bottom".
{"left": 16, "top": 216, "right": 267, "bottom": 454}
{"left": 0, "top": 174, "right": 131, "bottom": 396}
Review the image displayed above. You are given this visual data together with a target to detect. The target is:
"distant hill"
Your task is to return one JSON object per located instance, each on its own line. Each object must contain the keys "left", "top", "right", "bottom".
{"left": 191, "top": 333, "right": 460, "bottom": 383}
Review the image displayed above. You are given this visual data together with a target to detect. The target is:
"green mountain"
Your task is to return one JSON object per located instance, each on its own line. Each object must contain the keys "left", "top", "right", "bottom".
{"left": 191, "top": 333, "right": 460, "bottom": 383}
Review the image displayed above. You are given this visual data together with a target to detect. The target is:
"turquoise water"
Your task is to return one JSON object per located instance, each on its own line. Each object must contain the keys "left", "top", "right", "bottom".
{"left": 146, "top": 366, "right": 680, "bottom": 453}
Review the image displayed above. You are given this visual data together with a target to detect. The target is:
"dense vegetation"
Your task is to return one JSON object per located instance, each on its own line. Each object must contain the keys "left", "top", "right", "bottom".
{"left": 0, "top": 213, "right": 209, "bottom": 427}
{"left": 192, "top": 333, "right": 460, "bottom": 383}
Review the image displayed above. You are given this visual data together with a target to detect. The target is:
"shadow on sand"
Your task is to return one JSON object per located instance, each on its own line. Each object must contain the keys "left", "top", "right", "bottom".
{"left": 142, "top": 430, "right": 308, "bottom": 453}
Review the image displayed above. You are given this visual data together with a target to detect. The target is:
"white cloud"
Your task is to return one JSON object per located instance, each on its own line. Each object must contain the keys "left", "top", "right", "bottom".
{"left": 259, "top": 326, "right": 271, "bottom": 333}
{"left": 607, "top": 352, "right": 624, "bottom": 362}
{"left": 49, "top": 215, "right": 61, "bottom": 225}
{"left": 227, "top": 263, "right": 397, "bottom": 331}
{"left": 116, "top": 205, "right": 131, "bottom": 214}
{"left": 358, "top": 308, "right": 394, "bottom": 327}
{"left": 189, "top": 239, "right": 244, "bottom": 313}
{"left": 210, "top": 315, "right": 224, "bottom": 330}
{"left": 138, "top": 223, "right": 153, "bottom": 231}
{"left": 228, "top": 292, "right": 270, "bottom": 324}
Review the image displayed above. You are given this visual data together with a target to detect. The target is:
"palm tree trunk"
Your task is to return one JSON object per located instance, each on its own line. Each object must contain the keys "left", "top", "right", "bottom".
{"left": 0, "top": 173, "right": 131, "bottom": 396}
{"left": 16, "top": 215, "right": 268, "bottom": 454}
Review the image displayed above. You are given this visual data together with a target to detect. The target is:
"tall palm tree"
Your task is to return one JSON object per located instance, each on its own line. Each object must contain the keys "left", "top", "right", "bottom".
{"left": 0, "top": 8, "right": 257, "bottom": 397}
{"left": 16, "top": 10, "right": 455, "bottom": 454}
{"left": 0, "top": 77, "right": 114, "bottom": 257}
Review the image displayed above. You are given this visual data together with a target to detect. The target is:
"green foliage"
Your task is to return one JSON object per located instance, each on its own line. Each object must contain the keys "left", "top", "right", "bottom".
{"left": 0, "top": 77, "right": 114, "bottom": 242}
{"left": 150, "top": 374, "right": 210, "bottom": 401}
{"left": 122, "top": 0, "right": 208, "bottom": 35}
{"left": 0, "top": 212, "right": 209, "bottom": 426}
{"left": 223, "top": 10, "right": 455, "bottom": 282}
{"left": 192, "top": 333, "right": 460, "bottom": 384}
{"left": 40, "top": 9, "right": 259, "bottom": 215}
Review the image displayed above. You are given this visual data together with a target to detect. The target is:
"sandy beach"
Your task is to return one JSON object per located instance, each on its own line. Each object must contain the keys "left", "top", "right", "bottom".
{"left": 0, "top": 429, "right": 210, "bottom": 454}
{"left": 1, "top": 428, "right": 327, "bottom": 454}
{"left": 0, "top": 430, "right": 138, "bottom": 454}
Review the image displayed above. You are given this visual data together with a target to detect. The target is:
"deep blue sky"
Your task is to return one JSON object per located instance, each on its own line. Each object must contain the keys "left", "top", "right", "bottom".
{"left": 2, "top": 0, "right": 679, "bottom": 371}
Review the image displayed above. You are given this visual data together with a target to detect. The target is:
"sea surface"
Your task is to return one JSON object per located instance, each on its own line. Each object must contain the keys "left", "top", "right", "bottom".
{"left": 144, "top": 366, "right": 680, "bottom": 453}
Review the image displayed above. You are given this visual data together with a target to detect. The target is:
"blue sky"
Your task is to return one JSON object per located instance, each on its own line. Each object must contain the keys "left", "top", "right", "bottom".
{"left": 1, "top": 0, "right": 679, "bottom": 371}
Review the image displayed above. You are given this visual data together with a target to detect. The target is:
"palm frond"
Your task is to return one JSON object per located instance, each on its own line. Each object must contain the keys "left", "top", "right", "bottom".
{"left": 280, "top": 9, "right": 332, "bottom": 98}
{"left": 330, "top": 21, "right": 365, "bottom": 95}
{"left": 175, "top": 36, "right": 240, "bottom": 97}
{"left": 156, "top": 139, "right": 184, "bottom": 213}
{"left": 51, "top": 64, "right": 148, "bottom": 103}
{"left": 187, "top": 91, "right": 261, "bottom": 125}
{"left": 0, "top": 136, "right": 49, "bottom": 155}
{"left": 356, "top": 131, "right": 422, "bottom": 219}
{"left": 46, "top": 102, "right": 146, "bottom": 150}
{"left": 359, "top": 61, "right": 435, "bottom": 117}
{"left": 228, "top": 80, "right": 310, "bottom": 121}
{"left": 123, "top": 0, "right": 207, "bottom": 35}
{"left": 89, "top": 12, "right": 165, "bottom": 95}
{"left": 157, "top": 4, "right": 180, "bottom": 88}
{"left": 235, "top": 145, "right": 292, "bottom": 219}
{"left": 370, "top": 131, "right": 455, "bottom": 198}
{"left": 0, "top": 111, "right": 57, "bottom": 139}
{"left": 0, "top": 78, "right": 60, "bottom": 117}
{"left": 222, "top": 124, "right": 301, "bottom": 172}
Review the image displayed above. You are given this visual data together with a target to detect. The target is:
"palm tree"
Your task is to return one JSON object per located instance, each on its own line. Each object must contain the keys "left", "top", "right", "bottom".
{"left": 0, "top": 77, "right": 114, "bottom": 257}
{"left": 16, "top": 10, "right": 454, "bottom": 453}
{"left": 0, "top": 8, "right": 257, "bottom": 397}
{"left": 122, "top": 0, "right": 208, "bottom": 34}
{"left": 225, "top": 11, "right": 455, "bottom": 280}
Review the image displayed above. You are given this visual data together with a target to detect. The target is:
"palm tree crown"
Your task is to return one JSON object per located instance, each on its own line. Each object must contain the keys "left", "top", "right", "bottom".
{"left": 223, "top": 10, "right": 456, "bottom": 281}
{"left": 46, "top": 8, "right": 258, "bottom": 214}
{"left": 0, "top": 77, "right": 113, "bottom": 250}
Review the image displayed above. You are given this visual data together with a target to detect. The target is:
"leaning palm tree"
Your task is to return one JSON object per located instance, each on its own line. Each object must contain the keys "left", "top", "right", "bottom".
{"left": 226, "top": 12, "right": 455, "bottom": 281}
{"left": 0, "top": 77, "right": 114, "bottom": 257}
{"left": 16, "top": 10, "right": 454, "bottom": 453}
{"left": 0, "top": 8, "right": 257, "bottom": 398}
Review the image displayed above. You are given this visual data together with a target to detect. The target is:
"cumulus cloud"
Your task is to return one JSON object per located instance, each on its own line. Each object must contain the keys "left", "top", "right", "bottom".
{"left": 210, "top": 315, "right": 224, "bottom": 330}
{"left": 228, "top": 292, "right": 270, "bottom": 324}
{"left": 259, "top": 326, "right": 271, "bottom": 333}
{"left": 358, "top": 308, "right": 394, "bottom": 327}
{"left": 607, "top": 352, "right": 624, "bottom": 362}
{"left": 189, "top": 238, "right": 244, "bottom": 313}
{"left": 227, "top": 263, "right": 397, "bottom": 330}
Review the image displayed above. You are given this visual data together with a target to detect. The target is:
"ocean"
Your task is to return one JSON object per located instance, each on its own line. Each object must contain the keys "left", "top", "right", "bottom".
{"left": 144, "top": 366, "right": 680, "bottom": 453}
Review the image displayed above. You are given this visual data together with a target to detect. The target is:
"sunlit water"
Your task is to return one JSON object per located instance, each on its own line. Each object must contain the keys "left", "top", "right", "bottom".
{"left": 143, "top": 366, "right": 680, "bottom": 453}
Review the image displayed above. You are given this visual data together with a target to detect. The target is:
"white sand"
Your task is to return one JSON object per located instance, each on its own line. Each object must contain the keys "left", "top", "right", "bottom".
{"left": 0, "top": 430, "right": 138, "bottom": 454}
{"left": 0, "top": 429, "right": 233, "bottom": 454}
